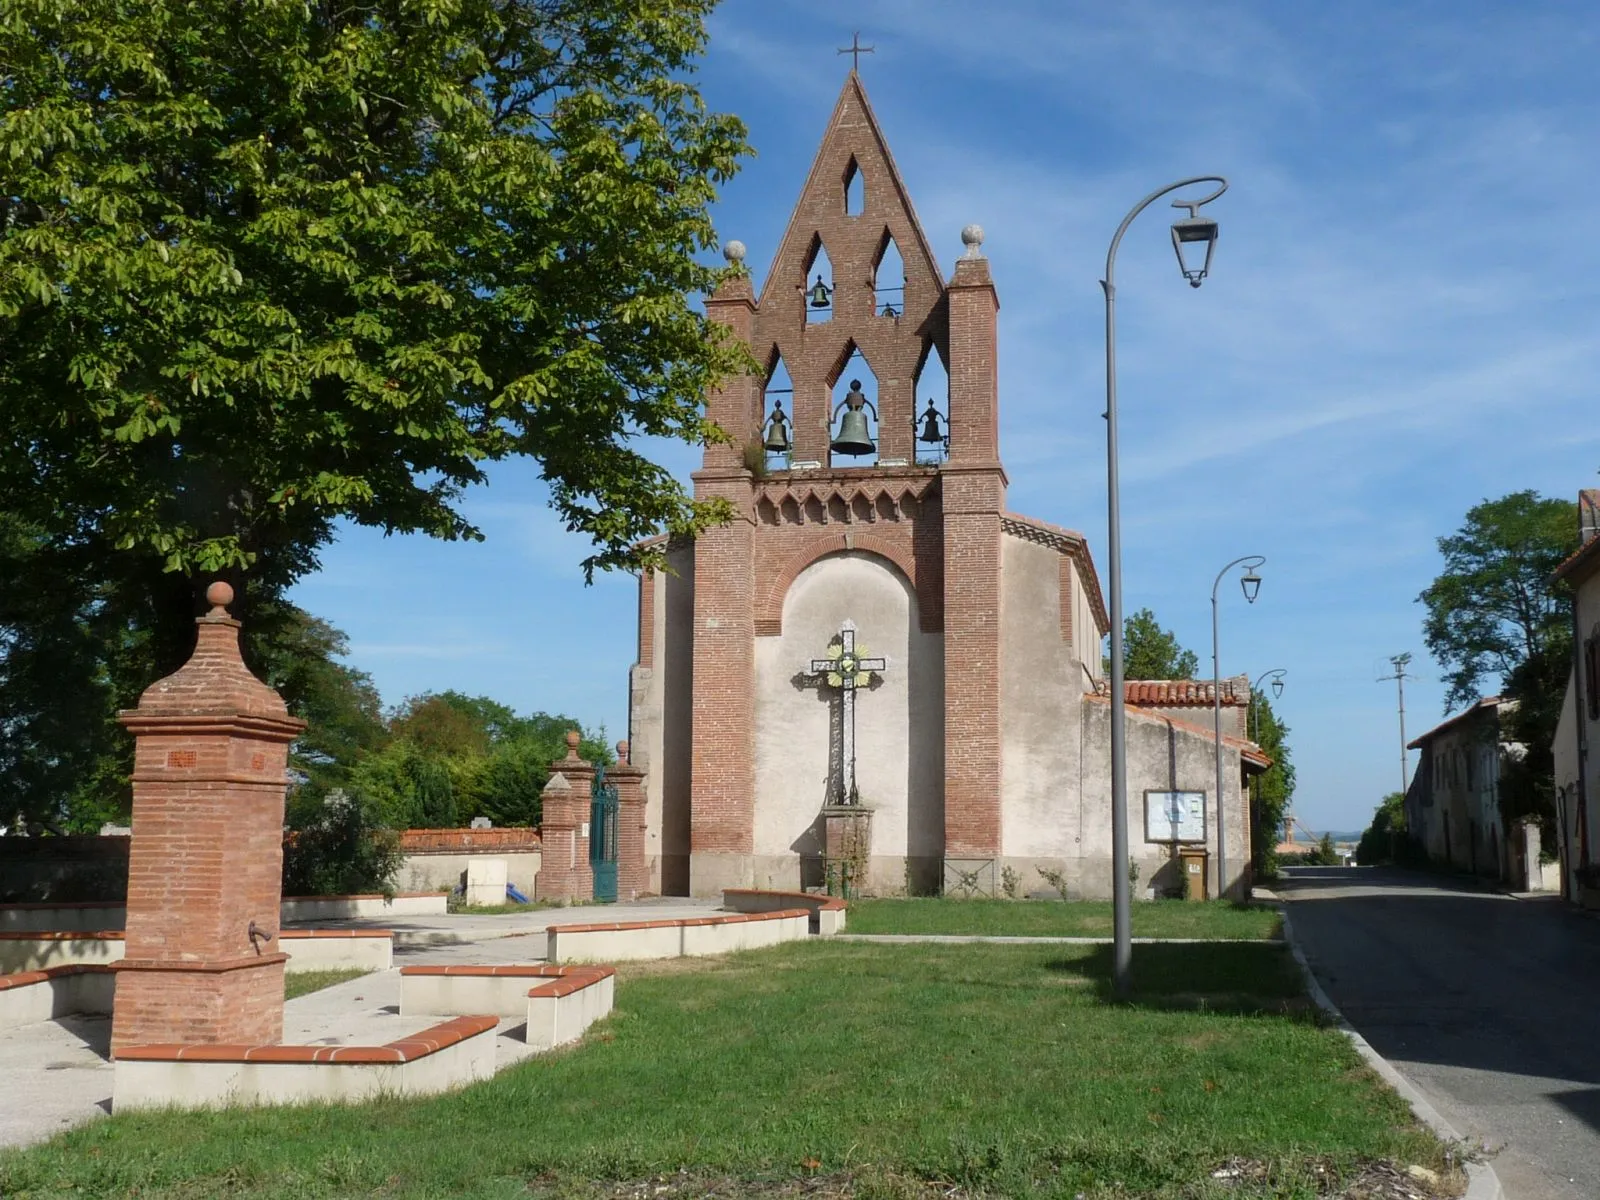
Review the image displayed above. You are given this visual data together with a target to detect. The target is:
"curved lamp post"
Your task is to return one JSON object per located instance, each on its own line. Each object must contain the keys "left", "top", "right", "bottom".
{"left": 1250, "top": 668, "right": 1286, "bottom": 744}
{"left": 1212, "top": 555, "right": 1265, "bottom": 899}
{"left": 1103, "top": 176, "right": 1227, "bottom": 997}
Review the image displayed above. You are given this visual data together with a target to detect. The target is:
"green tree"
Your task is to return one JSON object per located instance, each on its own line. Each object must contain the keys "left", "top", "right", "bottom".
{"left": 1246, "top": 694, "right": 1297, "bottom": 879}
{"left": 1419, "top": 490, "right": 1577, "bottom": 831}
{"left": 1420, "top": 491, "right": 1576, "bottom": 710}
{"left": 1355, "top": 791, "right": 1414, "bottom": 866}
{"left": 0, "top": 0, "right": 752, "bottom": 636}
{"left": 282, "top": 790, "right": 404, "bottom": 899}
{"left": 1108, "top": 608, "right": 1201, "bottom": 679}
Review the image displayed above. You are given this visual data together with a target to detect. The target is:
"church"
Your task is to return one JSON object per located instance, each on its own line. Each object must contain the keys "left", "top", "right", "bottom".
{"left": 625, "top": 72, "right": 1267, "bottom": 901}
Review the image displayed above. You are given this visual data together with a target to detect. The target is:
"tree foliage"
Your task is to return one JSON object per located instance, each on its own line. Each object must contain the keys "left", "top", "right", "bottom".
{"left": 1110, "top": 608, "right": 1201, "bottom": 679}
{"left": 1246, "top": 694, "right": 1296, "bottom": 879}
{"left": 282, "top": 790, "right": 404, "bottom": 899}
{"left": 1354, "top": 791, "right": 1420, "bottom": 866}
{"left": 1420, "top": 491, "right": 1576, "bottom": 711}
{"left": 1419, "top": 490, "right": 1576, "bottom": 830}
{"left": 0, "top": 0, "right": 753, "bottom": 592}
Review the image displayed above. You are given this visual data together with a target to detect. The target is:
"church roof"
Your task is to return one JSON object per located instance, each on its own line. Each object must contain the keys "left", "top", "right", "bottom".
{"left": 999, "top": 514, "right": 1109, "bottom": 634}
{"left": 1123, "top": 679, "right": 1249, "bottom": 708}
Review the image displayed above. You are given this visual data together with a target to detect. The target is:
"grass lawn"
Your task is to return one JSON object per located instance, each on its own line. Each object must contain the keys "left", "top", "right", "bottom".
{"left": 0, "top": 940, "right": 1451, "bottom": 1199}
{"left": 283, "top": 969, "right": 372, "bottom": 1001}
{"left": 848, "top": 898, "right": 1283, "bottom": 941}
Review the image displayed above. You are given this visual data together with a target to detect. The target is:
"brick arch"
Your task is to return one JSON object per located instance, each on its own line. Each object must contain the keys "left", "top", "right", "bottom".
{"left": 755, "top": 532, "right": 939, "bottom": 637}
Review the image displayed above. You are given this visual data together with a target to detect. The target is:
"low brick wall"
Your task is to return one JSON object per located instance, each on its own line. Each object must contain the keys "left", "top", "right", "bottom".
{"left": 399, "top": 964, "right": 615, "bottom": 1050}
{"left": 397, "top": 828, "right": 543, "bottom": 899}
{"left": 0, "top": 964, "right": 115, "bottom": 1031}
{"left": 279, "top": 930, "right": 393, "bottom": 974}
{"left": 721, "top": 889, "right": 848, "bottom": 935}
{"left": 113, "top": 1014, "right": 499, "bottom": 1110}
{"left": 546, "top": 909, "right": 809, "bottom": 964}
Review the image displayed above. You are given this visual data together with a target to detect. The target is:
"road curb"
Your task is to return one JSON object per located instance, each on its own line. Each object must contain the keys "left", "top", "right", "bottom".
{"left": 1280, "top": 908, "right": 1504, "bottom": 1200}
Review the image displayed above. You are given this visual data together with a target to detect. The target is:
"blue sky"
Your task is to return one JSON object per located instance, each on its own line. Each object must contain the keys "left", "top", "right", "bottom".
{"left": 290, "top": 0, "right": 1600, "bottom": 834}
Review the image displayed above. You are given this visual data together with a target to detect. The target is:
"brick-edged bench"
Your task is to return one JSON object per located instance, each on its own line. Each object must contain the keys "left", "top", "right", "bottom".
{"left": 722, "top": 889, "right": 848, "bottom": 935}
{"left": 400, "top": 965, "right": 614, "bottom": 1051}
{"left": 0, "top": 893, "right": 445, "bottom": 934}
{"left": 0, "top": 931, "right": 125, "bottom": 974}
{"left": 0, "top": 963, "right": 115, "bottom": 1031}
{"left": 278, "top": 929, "right": 393, "bottom": 974}
{"left": 546, "top": 909, "right": 809, "bottom": 963}
{"left": 0, "top": 930, "right": 391, "bottom": 975}
{"left": 113, "top": 1015, "right": 499, "bottom": 1111}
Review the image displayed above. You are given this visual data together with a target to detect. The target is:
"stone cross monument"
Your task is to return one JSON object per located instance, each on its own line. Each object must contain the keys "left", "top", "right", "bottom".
{"left": 807, "top": 620, "right": 886, "bottom": 893}
{"left": 111, "top": 582, "right": 306, "bottom": 1056}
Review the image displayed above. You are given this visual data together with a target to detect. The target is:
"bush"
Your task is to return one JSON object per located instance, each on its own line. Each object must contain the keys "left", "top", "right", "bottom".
{"left": 282, "top": 790, "right": 404, "bottom": 898}
{"left": 1303, "top": 833, "right": 1340, "bottom": 866}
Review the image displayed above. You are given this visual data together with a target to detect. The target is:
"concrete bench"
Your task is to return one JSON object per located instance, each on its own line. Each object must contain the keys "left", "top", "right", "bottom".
{"left": 721, "top": 889, "right": 848, "bottom": 934}
{"left": 399, "top": 965, "right": 615, "bottom": 1051}
{"left": 546, "top": 909, "right": 809, "bottom": 963}
{"left": 114, "top": 1014, "right": 500, "bottom": 1111}
{"left": 0, "top": 964, "right": 115, "bottom": 1031}
{"left": 0, "top": 929, "right": 391, "bottom": 975}
{"left": 0, "top": 893, "right": 446, "bottom": 934}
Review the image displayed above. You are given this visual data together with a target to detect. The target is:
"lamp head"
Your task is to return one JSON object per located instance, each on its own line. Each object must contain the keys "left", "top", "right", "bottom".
{"left": 1171, "top": 214, "right": 1219, "bottom": 288}
{"left": 1240, "top": 567, "right": 1262, "bottom": 604}
{"left": 1272, "top": 676, "right": 1284, "bottom": 699}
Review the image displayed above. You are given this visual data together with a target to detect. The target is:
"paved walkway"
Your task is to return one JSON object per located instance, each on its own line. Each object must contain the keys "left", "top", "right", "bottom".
{"left": 1281, "top": 865, "right": 1600, "bottom": 1200}
{"left": 0, "top": 897, "right": 720, "bottom": 1151}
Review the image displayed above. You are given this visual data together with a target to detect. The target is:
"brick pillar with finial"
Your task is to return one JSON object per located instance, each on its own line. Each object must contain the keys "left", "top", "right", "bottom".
{"left": 110, "top": 582, "right": 306, "bottom": 1057}
{"left": 535, "top": 731, "right": 594, "bottom": 903}
{"left": 610, "top": 740, "right": 649, "bottom": 901}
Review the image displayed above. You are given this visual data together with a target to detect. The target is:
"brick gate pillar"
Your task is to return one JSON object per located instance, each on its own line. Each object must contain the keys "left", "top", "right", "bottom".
{"left": 111, "top": 582, "right": 306, "bottom": 1057}
{"left": 610, "top": 740, "right": 649, "bottom": 901}
{"left": 534, "top": 732, "right": 594, "bottom": 903}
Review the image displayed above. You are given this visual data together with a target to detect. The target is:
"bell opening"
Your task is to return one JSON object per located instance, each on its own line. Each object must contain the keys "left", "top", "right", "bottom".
{"left": 874, "top": 231, "right": 905, "bottom": 320}
{"left": 763, "top": 353, "right": 795, "bottom": 468}
{"left": 843, "top": 158, "right": 864, "bottom": 217}
{"left": 913, "top": 343, "right": 950, "bottom": 464}
{"left": 805, "top": 237, "right": 834, "bottom": 324}
{"left": 829, "top": 352, "right": 879, "bottom": 468}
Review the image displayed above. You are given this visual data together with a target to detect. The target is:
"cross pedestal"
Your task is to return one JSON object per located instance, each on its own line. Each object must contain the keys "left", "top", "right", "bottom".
{"left": 821, "top": 804, "right": 873, "bottom": 898}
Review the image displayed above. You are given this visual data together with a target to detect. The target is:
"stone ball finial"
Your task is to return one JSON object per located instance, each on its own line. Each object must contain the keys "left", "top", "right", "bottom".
{"left": 205, "top": 580, "right": 234, "bottom": 616}
{"left": 723, "top": 239, "right": 746, "bottom": 265}
{"left": 960, "top": 224, "right": 985, "bottom": 259}
{"left": 617, "top": 739, "right": 630, "bottom": 763}
{"left": 566, "top": 729, "right": 581, "bottom": 752}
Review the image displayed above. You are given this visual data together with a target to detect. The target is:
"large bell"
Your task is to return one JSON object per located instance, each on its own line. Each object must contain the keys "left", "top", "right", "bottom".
{"left": 916, "top": 399, "right": 945, "bottom": 447}
{"left": 831, "top": 408, "right": 874, "bottom": 456}
{"left": 763, "top": 404, "right": 791, "bottom": 453}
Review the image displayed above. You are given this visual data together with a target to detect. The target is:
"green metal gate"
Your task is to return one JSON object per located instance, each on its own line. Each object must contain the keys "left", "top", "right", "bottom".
{"left": 590, "top": 766, "right": 618, "bottom": 903}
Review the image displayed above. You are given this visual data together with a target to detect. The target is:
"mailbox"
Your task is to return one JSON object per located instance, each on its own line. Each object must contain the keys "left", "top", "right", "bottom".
{"left": 1179, "top": 847, "right": 1209, "bottom": 901}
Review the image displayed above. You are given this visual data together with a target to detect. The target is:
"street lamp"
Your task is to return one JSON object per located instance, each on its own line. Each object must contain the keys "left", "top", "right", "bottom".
{"left": 1250, "top": 668, "right": 1287, "bottom": 744}
{"left": 1103, "top": 175, "right": 1228, "bottom": 997}
{"left": 1212, "top": 555, "right": 1265, "bottom": 900}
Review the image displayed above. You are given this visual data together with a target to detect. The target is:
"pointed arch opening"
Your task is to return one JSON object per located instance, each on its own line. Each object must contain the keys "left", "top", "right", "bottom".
{"left": 913, "top": 342, "right": 950, "bottom": 465}
{"left": 804, "top": 235, "right": 834, "bottom": 325}
{"left": 828, "top": 343, "right": 880, "bottom": 468}
{"left": 843, "top": 158, "right": 864, "bottom": 216}
{"left": 763, "top": 350, "right": 794, "bottom": 470}
{"left": 873, "top": 230, "right": 905, "bottom": 319}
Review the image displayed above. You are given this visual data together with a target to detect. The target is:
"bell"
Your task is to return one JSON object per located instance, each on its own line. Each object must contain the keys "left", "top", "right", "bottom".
{"left": 916, "top": 399, "right": 945, "bottom": 446}
{"left": 808, "top": 275, "right": 832, "bottom": 309}
{"left": 763, "top": 405, "right": 791, "bottom": 453}
{"left": 831, "top": 408, "right": 875, "bottom": 456}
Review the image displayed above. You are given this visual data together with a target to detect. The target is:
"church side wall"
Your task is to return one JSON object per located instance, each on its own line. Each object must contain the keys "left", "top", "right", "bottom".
{"left": 637, "top": 544, "right": 695, "bottom": 896}
{"left": 751, "top": 552, "right": 944, "bottom": 895}
{"left": 1073, "top": 563, "right": 1104, "bottom": 686}
{"left": 998, "top": 536, "right": 1084, "bottom": 889}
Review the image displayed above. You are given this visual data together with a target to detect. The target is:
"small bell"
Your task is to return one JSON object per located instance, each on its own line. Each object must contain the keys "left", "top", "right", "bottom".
{"left": 763, "top": 404, "right": 791, "bottom": 453}
{"left": 916, "top": 399, "right": 946, "bottom": 447}
{"left": 830, "top": 380, "right": 876, "bottom": 457}
{"left": 808, "top": 275, "right": 833, "bottom": 309}
{"left": 880, "top": 301, "right": 899, "bottom": 318}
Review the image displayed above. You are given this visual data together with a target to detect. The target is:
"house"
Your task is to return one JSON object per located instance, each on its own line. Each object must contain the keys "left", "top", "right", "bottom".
{"left": 1551, "top": 489, "right": 1600, "bottom": 903}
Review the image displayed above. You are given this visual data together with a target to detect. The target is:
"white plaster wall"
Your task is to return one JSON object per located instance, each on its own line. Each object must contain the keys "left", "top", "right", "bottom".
{"left": 1554, "top": 672, "right": 1579, "bottom": 895}
{"left": 752, "top": 552, "right": 943, "bottom": 892}
{"left": 1073, "top": 564, "right": 1104, "bottom": 684}
{"left": 1000, "top": 535, "right": 1084, "bottom": 861}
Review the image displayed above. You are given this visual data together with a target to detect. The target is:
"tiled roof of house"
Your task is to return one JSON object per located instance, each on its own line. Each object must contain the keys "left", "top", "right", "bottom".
{"left": 1121, "top": 679, "right": 1249, "bottom": 707}
{"left": 1552, "top": 535, "right": 1600, "bottom": 585}
{"left": 1083, "top": 692, "right": 1272, "bottom": 770}
{"left": 1406, "top": 696, "right": 1503, "bottom": 750}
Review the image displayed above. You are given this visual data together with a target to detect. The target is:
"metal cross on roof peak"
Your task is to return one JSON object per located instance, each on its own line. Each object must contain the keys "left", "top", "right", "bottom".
{"left": 838, "top": 32, "right": 874, "bottom": 73}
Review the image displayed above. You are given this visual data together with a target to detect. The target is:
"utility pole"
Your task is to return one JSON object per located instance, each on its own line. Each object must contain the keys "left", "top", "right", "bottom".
{"left": 1378, "top": 653, "right": 1412, "bottom": 796}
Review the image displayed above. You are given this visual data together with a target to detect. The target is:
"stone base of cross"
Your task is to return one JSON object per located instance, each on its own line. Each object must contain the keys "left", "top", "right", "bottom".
{"left": 808, "top": 619, "right": 887, "bottom": 806}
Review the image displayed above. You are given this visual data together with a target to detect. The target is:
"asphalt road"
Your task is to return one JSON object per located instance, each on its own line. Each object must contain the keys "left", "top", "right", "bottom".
{"left": 1281, "top": 866, "right": 1600, "bottom": 1200}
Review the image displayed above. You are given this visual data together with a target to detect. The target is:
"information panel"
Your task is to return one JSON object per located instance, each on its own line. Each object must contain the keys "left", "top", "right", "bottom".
{"left": 1144, "top": 790, "right": 1207, "bottom": 843}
